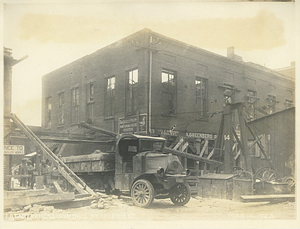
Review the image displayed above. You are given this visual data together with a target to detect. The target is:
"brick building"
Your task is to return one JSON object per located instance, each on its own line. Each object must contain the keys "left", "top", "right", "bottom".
{"left": 42, "top": 29, "right": 295, "bottom": 147}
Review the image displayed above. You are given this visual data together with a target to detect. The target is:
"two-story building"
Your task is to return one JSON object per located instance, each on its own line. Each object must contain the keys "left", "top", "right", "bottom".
{"left": 42, "top": 28, "right": 295, "bottom": 150}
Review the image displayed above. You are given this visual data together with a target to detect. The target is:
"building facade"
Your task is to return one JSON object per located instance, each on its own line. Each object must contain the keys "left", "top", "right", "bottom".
{"left": 42, "top": 29, "right": 295, "bottom": 145}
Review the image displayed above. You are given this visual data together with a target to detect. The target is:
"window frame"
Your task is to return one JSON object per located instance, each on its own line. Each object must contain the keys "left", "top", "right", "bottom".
{"left": 58, "top": 92, "right": 65, "bottom": 126}
{"left": 45, "top": 96, "right": 52, "bottom": 129}
{"left": 195, "top": 76, "right": 208, "bottom": 120}
{"left": 105, "top": 76, "right": 116, "bottom": 118}
{"left": 71, "top": 87, "right": 80, "bottom": 124}
{"left": 126, "top": 69, "right": 139, "bottom": 116}
{"left": 161, "top": 69, "right": 177, "bottom": 116}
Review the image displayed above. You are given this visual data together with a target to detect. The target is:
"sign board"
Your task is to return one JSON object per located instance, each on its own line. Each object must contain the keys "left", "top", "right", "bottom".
{"left": 4, "top": 145, "right": 25, "bottom": 155}
{"left": 156, "top": 129, "right": 217, "bottom": 140}
{"left": 119, "top": 114, "right": 147, "bottom": 134}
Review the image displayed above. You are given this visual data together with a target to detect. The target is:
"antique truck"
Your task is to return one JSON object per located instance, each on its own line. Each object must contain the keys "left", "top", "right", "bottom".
{"left": 62, "top": 134, "right": 191, "bottom": 207}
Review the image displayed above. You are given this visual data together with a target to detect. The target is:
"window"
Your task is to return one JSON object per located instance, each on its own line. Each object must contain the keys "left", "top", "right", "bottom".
{"left": 195, "top": 77, "right": 208, "bottom": 119}
{"left": 87, "top": 83, "right": 94, "bottom": 103}
{"left": 58, "top": 93, "right": 64, "bottom": 125}
{"left": 245, "top": 90, "right": 258, "bottom": 121}
{"left": 285, "top": 100, "right": 293, "bottom": 109}
{"left": 266, "top": 95, "right": 277, "bottom": 114}
{"left": 87, "top": 83, "right": 94, "bottom": 119}
{"left": 161, "top": 69, "right": 176, "bottom": 115}
{"left": 105, "top": 76, "right": 115, "bottom": 117}
{"left": 46, "top": 97, "right": 52, "bottom": 128}
{"left": 223, "top": 85, "right": 235, "bottom": 105}
{"left": 248, "top": 134, "right": 270, "bottom": 159}
{"left": 126, "top": 69, "right": 138, "bottom": 115}
{"left": 71, "top": 87, "right": 79, "bottom": 123}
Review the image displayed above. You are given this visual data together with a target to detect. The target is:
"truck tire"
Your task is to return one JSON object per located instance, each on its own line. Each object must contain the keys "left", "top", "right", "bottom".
{"left": 131, "top": 179, "right": 154, "bottom": 208}
{"left": 170, "top": 183, "right": 191, "bottom": 206}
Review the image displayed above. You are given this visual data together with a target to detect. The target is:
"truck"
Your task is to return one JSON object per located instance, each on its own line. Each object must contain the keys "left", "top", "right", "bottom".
{"left": 62, "top": 133, "right": 191, "bottom": 208}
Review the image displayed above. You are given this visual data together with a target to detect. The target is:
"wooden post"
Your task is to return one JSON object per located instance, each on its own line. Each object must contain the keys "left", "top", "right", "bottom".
{"left": 195, "top": 161, "right": 200, "bottom": 177}
{"left": 223, "top": 105, "right": 233, "bottom": 173}
{"left": 136, "top": 111, "right": 140, "bottom": 134}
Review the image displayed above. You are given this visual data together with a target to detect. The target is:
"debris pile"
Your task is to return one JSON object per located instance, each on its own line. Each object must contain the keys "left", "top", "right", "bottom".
{"left": 90, "top": 194, "right": 122, "bottom": 210}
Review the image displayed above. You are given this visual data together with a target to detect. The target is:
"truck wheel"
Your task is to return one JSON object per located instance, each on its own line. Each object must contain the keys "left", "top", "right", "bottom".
{"left": 170, "top": 183, "right": 191, "bottom": 206}
{"left": 131, "top": 179, "right": 154, "bottom": 208}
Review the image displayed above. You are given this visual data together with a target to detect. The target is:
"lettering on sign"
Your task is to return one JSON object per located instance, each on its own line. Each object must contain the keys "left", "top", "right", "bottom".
{"left": 4, "top": 145, "right": 25, "bottom": 155}
{"left": 224, "top": 135, "right": 230, "bottom": 141}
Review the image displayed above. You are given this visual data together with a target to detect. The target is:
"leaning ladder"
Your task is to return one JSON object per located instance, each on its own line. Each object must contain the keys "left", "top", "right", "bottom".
{"left": 9, "top": 113, "right": 96, "bottom": 196}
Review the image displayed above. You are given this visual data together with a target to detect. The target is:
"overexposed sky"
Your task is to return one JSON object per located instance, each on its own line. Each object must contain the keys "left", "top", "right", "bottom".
{"left": 3, "top": 2, "right": 296, "bottom": 126}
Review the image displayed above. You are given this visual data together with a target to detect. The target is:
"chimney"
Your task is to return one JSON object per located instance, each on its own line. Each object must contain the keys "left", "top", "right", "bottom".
{"left": 227, "top": 47, "right": 235, "bottom": 59}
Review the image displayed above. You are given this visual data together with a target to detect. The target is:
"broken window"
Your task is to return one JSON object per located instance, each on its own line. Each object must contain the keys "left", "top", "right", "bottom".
{"left": 58, "top": 93, "right": 64, "bottom": 125}
{"left": 126, "top": 69, "right": 138, "bottom": 115}
{"left": 71, "top": 87, "right": 79, "bottom": 123}
{"left": 105, "top": 76, "right": 115, "bottom": 117}
{"left": 87, "top": 83, "right": 94, "bottom": 103}
{"left": 266, "top": 95, "right": 277, "bottom": 114}
{"left": 195, "top": 77, "right": 208, "bottom": 119}
{"left": 285, "top": 99, "right": 293, "bottom": 109}
{"left": 245, "top": 90, "right": 259, "bottom": 121}
{"left": 87, "top": 83, "right": 94, "bottom": 120}
{"left": 161, "top": 69, "right": 176, "bottom": 115}
{"left": 46, "top": 97, "right": 52, "bottom": 128}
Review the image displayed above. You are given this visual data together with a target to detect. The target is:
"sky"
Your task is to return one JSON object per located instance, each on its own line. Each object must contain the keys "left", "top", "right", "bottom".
{"left": 3, "top": 1, "right": 296, "bottom": 126}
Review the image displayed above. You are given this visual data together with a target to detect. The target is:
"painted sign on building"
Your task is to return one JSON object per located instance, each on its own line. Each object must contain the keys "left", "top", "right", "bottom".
{"left": 157, "top": 129, "right": 217, "bottom": 140}
{"left": 119, "top": 114, "right": 147, "bottom": 134}
{"left": 4, "top": 145, "right": 25, "bottom": 155}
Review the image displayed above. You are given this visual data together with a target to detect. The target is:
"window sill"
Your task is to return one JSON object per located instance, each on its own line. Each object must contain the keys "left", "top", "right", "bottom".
{"left": 161, "top": 113, "right": 176, "bottom": 117}
{"left": 104, "top": 116, "right": 115, "bottom": 120}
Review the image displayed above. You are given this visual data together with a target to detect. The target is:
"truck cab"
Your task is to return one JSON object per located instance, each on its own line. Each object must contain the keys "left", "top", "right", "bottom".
{"left": 115, "top": 134, "right": 191, "bottom": 207}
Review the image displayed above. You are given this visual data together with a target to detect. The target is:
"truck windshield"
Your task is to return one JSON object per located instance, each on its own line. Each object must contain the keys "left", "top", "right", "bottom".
{"left": 140, "top": 140, "right": 164, "bottom": 152}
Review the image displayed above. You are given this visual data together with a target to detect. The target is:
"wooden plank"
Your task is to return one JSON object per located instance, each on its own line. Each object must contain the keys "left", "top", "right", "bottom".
{"left": 4, "top": 193, "right": 75, "bottom": 209}
{"left": 173, "top": 138, "right": 184, "bottom": 150}
{"left": 57, "top": 143, "right": 67, "bottom": 157}
{"left": 207, "top": 148, "right": 214, "bottom": 159}
{"left": 4, "top": 189, "right": 50, "bottom": 199}
{"left": 164, "top": 147, "right": 222, "bottom": 166}
{"left": 181, "top": 142, "right": 189, "bottom": 152}
{"left": 53, "top": 181, "right": 64, "bottom": 194}
{"left": 240, "top": 194, "right": 295, "bottom": 203}
{"left": 199, "top": 140, "right": 208, "bottom": 157}
{"left": 234, "top": 150, "right": 241, "bottom": 160}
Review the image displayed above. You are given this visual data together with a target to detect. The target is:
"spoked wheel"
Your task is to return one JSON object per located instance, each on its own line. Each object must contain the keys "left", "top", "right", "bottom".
{"left": 254, "top": 167, "right": 279, "bottom": 183}
{"left": 131, "top": 179, "right": 154, "bottom": 208}
{"left": 283, "top": 176, "right": 295, "bottom": 193}
{"left": 170, "top": 183, "right": 191, "bottom": 206}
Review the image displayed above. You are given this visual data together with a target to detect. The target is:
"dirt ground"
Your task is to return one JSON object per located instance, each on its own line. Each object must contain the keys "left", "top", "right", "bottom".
{"left": 3, "top": 195, "right": 296, "bottom": 222}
